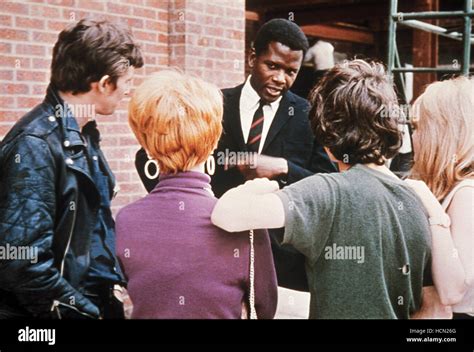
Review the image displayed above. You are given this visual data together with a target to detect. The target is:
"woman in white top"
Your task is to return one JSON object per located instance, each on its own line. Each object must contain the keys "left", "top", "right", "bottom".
{"left": 407, "top": 76, "right": 474, "bottom": 319}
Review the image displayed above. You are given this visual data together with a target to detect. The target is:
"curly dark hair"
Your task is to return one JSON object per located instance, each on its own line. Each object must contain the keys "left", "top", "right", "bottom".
{"left": 253, "top": 18, "right": 309, "bottom": 57}
{"left": 51, "top": 18, "right": 144, "bottom": 94}
{"left": 308, "top": 59, "right": 403, "bottom": 166}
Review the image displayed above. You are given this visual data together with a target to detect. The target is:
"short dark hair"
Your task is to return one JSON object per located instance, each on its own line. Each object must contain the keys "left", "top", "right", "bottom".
{"left": 51, "top": 18, "right": 144, "bottom": 94}
{"left": 308, "top": 59, "right": 403, "bottom": 166}
{"left": 253, "top": 18, "right": 309, "bottom": 57}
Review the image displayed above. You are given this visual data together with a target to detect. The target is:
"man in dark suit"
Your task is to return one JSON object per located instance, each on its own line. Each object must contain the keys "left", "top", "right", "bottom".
{"left": 135, "top": 19, "right": 336, "bottom": 291}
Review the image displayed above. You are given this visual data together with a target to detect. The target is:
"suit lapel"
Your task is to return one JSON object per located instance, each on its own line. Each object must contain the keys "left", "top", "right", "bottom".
{"left": 261, "top": 91, "right": 295, "bottom": 152}
{"left": 224, "top": 85, "right": 247, "bottom": 151}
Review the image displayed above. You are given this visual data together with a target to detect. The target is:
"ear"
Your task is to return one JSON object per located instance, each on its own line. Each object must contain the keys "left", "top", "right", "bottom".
{"left": 323, "top": 147, "right": 337, "bottom": 162}
{"left": 248, "top": 48, "right": 257, "bottom": 69}
{"left": 97, "top": 75, "right": 113, "bottom": 94}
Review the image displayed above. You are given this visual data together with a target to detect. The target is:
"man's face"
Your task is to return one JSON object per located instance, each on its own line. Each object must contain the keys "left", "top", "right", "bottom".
{"left": 96, "top": 65, "right": 134, "bottom": 115}
{"left": 249, "top": 41, "right": 303, "bottom": 103}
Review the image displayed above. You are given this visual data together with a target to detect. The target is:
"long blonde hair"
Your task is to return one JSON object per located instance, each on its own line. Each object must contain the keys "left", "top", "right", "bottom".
{"left": 411, "top": 76, "right": 474, "bottom": 201}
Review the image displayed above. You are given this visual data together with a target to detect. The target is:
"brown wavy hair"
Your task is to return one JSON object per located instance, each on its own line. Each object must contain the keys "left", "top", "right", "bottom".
{"left": 308, "top": 59, "right": 403, "bottom": 165}
{"left": 51, "top": 18, "right": 144, "bottom": 94}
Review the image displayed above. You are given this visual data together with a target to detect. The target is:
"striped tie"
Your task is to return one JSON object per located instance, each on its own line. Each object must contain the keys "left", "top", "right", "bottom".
{"left": 247, "top": 101, "right": 265, "bottom": 153}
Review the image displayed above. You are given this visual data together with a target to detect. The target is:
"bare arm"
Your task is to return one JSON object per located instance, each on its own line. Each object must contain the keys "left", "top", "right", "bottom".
{"left": 406, "top": 179, "right": 467, "bottom": 305}
{"left": 211, "top": 178, "right": 285, "bottom": 232}
{"left": 447, "top": 186, "right": 474, "bottom": 290}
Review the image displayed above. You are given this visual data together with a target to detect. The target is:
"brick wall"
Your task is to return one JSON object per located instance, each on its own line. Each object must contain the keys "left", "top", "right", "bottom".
{"left": 0, "top": 0, "right": 245, "bottom": 214}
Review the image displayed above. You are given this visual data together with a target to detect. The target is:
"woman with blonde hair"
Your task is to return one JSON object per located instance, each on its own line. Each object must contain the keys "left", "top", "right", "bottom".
{"left": 407, "top": 76, "right": 474, "bottom": 319}
{"left": 116, "top": 70, "right": 277, "bottom": 319}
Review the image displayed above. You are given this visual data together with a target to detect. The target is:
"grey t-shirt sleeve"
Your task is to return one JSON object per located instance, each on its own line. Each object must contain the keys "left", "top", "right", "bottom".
{"left": 276, "top": 174, "right": 336, "bottom": 265}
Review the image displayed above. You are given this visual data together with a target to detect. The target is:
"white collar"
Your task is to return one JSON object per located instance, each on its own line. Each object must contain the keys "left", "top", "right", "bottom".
{"left": 241, "top": 75, "right": 283, "bottom": 111}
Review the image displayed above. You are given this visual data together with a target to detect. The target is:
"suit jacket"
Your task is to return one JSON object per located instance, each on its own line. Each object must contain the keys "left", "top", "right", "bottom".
{"left": 212, "top": 84, "right": 336, "bottom": 291}
{"left": 134, "top": 84, "right": 337, "bottom": 291}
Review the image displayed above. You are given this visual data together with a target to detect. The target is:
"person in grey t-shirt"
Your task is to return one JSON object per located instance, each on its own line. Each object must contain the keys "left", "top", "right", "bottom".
{"left": 211, "top": 60, "right": 438, "bottom": 319}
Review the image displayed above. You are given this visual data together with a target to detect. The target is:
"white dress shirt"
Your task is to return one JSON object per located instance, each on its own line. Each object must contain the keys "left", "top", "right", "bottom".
{"left": 239, "top": 75, "right": 283, "bottom": 154}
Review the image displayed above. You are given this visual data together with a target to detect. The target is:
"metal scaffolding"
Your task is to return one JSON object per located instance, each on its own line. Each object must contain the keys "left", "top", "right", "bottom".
{"left": 387, "top": 0, "right": 473, "bottom": 101}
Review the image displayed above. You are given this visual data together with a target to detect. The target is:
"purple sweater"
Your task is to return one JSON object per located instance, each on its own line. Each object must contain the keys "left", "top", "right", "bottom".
{"left": 116, "top": 171, "right": 277, "bottom": 319}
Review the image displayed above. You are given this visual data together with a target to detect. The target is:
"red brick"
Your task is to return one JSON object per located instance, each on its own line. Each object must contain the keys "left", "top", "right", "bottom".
{"left": 76, "top": 0, "right": 105, "bottom": 12}
{"left": 0, "top": 43, "right": 12, "bottom": 54}
{"left": 32, "top": 58, "right": 51, "bottom": 70}
{"left": 32, "top": 31, "right": 58, "bottom": 43}
{"left": 102, "top": 147, "right": 133, "bottom": 160}
{"left": 114, "top": 171, "right": 131, "bottom": 183}
{"left": 226, "top": 29, "right": 244, "bottom": 40}
{"left": 144, "top": 20, "right": 167, "bottom": 32}
{"left": 173, "top": 22, "right": 185, "bottom": 33}
{"left": 121, "top": 17, "right": 145, "bottom": 29}
{"left": 170, "top": 34, "right": 185, "bottom": 44}
{"left": 187, "top": 23, "right": 202, "bottom": 34}
{"left": 0, "top": 110, "right": 23, "bottom": 121}
{"left": 119, "top": 182, "right": 145, "bottom": 194}
{"left": 0, "top": 70, "right": 13, "bottom": 80}
{"left": 33, "top": 84, "right": 47, "bottom": 95}
{"left": 0, "top": 15, "right": 13, "bottom": 27}
{"left": 187, "top": 46, "right": 205, "bottom": 57}
{"left": 206, "top": 4, "right": 224, "bottom": 16}
{"left": 15, "top": 17, "right": 45, "bottom": 30}
{"left": 215, "top": 39, "right": 233, "bottom": 49}
{"left": 187, "top": 1, "right": 203, "bottom": 12}
{"left": 204, "top": 15, "right": 214, "bottom": 26}
{"left": 226, "top": 7, "right": 244, "bottom": 18}
{"left": 0, "top": 28, "right": 29, "bottom": 41}
{"left": 30, "top": 5, "right": 61, "bottom": 18}
{"left": 0, "top": 124, "right": 13, "bottom": 138}
{"left": 144, "top": 56, "right": 156, "bottom": 65}
{"left": 47, "top": 20, "right": 69, "bottom": 32}
{"left": 206, "top": 48, "right": 225, "bottom": 60}
{"left": 0, "top": 56, "right": 26, "bottom": 69}
{"left": 146, "top": 0, "right": 168, "bottom": 11}
{"left": 15, "top": 44, "right": 46, "bottom": 56}
{"left": 215, "top": 17, "right": 233, "bottom": 28}
{"left": 47, "top": 0, "right": 75, "bottom": 6}
{"left": 233, "top": 40, "right": 244, "bottom": 51}
{"left": 0, "top": 97, "right": 15, "bottom": 109}
{"left": 225, "top": 50, "right": 243, "bottom": 61}
{"left": 111, "top": 195, "right": 133, "bottom": 208}
{"left": 184, "top": 11, "right": 196, "bottom": 22}
{"left": 16, "top": 70, "right": 47, "bottom": 82}
{"left": 145, "top": 43, "right": 167, "bottom": 55}
{"left": 1, "top": 3, "right": 29, "bottom": 15}
{"left": 134, "top": 30, "right": 157, "bottom": 42}
{"left": 197, "top": 36, "right": 213, "bottom": 46}
{"left": 158, "top": 33, "right": 168, "bottom": 43}
{"left": 185, "top": 34, "right": 198, "bottom": 45}
{"left": 102, "top": 124, "right": 133, "bottom": 135}
{"left": 127, "top": 0, "right": 145, "bottom": 5}
{"left": 157, "top": 10, "right": 168, "bottom": 21}
{"left": 0, "top": 83, "right": 29, "bottom": 94}
{"left": 171, "top": 0, "right": 185, "bottom": 10}
{"left": 157, "top": 55, "right": 169, "bottom": 66}
{"left": 107, "top": 3, "right": 132, "bottom": 16}
{"left": 133, "top": 7, "right": 157, "bottom": 19}
{"left": 17, "top": 96, "right": 42, "bottom": 108}
{"left": 107, "top": 160, "right": 119, "bottom": 170}
{"left": 204, "top": 26, "right": 224, "bottom": 37}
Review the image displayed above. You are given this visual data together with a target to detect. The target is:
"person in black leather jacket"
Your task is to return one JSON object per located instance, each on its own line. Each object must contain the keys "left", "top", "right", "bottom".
{"left": 0, "top": 18, "right": 143, "bottom": 319}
